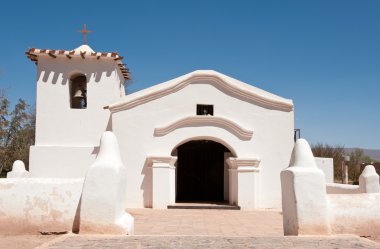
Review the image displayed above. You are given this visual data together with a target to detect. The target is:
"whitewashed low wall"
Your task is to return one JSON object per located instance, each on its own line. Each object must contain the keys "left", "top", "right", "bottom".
{"left": 0, "top": 178, "right": 83, "bottom": 234}
{"left": 326, "top": 165, "right": 380, "bottom": 194}
{"left": 281, "top": 138, "right": 380, "bottom": 236}
{"left": 326, "top": 183, "right": 359, "bottom": 194}
{"left": 328, "top": 194, "right": 380, "bottom": 236}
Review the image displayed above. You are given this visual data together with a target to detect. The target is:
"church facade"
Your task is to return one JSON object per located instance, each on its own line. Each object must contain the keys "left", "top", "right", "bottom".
{"left": 26, "top": 45, "right": 294, "bottom": 210}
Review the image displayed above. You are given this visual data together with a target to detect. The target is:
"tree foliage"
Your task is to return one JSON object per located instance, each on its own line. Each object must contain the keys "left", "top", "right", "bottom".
{"left": 0, "top": 90, "right": 10, "bottom": 141}
{"left": 0, "top": 92, "right": 35, "bottom": 177}
{"left": 348, "top": 148, "right": 374, "bottom": 183}
{"left": 311, "top": 143, "right": 375, "bottom": 183}
{"left": 311, "top": 143, "right": 345, "bottom": 182}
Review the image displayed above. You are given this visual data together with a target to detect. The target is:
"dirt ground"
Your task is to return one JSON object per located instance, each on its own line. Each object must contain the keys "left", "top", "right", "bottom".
{"left": 0, "top": 234, "right": 61, "bottom": 249}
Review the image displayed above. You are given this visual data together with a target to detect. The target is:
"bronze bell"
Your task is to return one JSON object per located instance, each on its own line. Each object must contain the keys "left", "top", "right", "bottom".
{"left": 73, "top": 86, "right": 85, "bottom": 98}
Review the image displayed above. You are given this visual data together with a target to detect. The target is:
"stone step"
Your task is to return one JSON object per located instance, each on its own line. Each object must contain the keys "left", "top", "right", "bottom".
{"left": 167, "top": 203, "right": 241, "bottom": 210}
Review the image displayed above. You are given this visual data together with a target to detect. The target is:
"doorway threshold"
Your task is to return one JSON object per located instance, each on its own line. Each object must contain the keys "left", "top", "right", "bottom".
{"left": 167, "top": 202, "right": 240, "bottom": 210}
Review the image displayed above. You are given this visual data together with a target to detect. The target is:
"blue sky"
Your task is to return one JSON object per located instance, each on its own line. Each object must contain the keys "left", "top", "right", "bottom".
{"left": 0, "top": 0, "right": 379, "bottom": 149}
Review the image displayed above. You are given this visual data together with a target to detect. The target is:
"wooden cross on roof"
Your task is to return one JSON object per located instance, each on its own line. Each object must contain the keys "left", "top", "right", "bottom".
{"left": 77, "top": 24, "right": 93, "bottom": 45}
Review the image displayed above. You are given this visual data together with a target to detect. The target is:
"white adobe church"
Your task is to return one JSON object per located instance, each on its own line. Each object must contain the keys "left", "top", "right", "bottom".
{"left": 25, "top": 43, "right": 295, "bottom": 210}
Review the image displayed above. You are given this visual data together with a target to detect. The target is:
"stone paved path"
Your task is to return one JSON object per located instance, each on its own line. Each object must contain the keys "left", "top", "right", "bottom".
{"left": 3, "top": 209, "right": 380, "bottom": 248}
{"left": 42, "top": 234, "right": 380, "bottom": 249}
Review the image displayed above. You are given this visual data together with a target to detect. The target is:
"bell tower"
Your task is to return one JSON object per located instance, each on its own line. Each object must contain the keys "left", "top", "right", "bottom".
{"left": 25, "top": 43, "right": 130, "bottom": 177}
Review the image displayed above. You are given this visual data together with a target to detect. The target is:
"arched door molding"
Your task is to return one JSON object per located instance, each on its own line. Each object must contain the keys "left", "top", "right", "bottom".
{"left": 147, "top": 136, "right": 261, "bottom": 209}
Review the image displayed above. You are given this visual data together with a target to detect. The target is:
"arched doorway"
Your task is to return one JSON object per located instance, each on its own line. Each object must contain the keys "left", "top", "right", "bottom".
{"left": 175, "top": 140, "right": 231, "bottom": 202}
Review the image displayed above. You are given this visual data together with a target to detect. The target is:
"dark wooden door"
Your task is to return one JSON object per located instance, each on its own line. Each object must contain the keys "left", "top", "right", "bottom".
{"left": 176, "top": 141, "right": 225, "bottom": 202}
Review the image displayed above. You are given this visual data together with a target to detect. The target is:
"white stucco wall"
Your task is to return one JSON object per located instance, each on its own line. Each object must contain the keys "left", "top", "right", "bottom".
{"left": 282, "top": 139, "right": 380, "bottom": 237}
{"left": 281, "top": 139, "right": 331, "bottom": 235}
{"left": 111, "top": 71, "right": 294, "bottom": 209}
{"left": 328, "top": 194, "right": 380, "bottom": 236}
{"left": 29, "top": 146, "right": 97, "bottom": 178}
{"left": 34, "top": 55, "right": 123, "bottom": 145}
{"left": 0, "top": 178, "right": 83, "bottom": 234}
{"left": 326, "top": 183, "right": 360, "bottom": 194}
{"left": 315, "top": 157, "right": 333, "bottom": 183}
{"left": 79, "top": 132, "right": 134, "bottom": 234}
{"left": 28, "top": 66, "right": 294, "bottom": 210}
{"left": 30, "top": 53, "right": 125, "bottom": 177}
{"left": 326, "top": 165, "right": 380, "bottom": 194}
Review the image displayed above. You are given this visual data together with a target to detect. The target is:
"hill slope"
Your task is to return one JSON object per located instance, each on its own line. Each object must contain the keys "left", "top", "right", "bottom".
{"left": 345, "top": 148, "right": 380, "bottom": 161}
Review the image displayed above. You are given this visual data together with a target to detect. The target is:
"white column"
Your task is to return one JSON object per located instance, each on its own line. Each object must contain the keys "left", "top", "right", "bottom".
{"left": 7, "top": 160, "right": 30, "bottom": 178}
{"left": 281, "top": 139, "right": 330, "bottom": 235}
{"left": 148, "top": 156, "right": 177, "bottom": 209}
{"left": 359, "top": 165, "right": 380, "bottom": 193}
{"left": 224, "top": 152, "right": 232, "bottom": 201}
{"left": 79, "top": 132, "right": 134, "bottom": 235}
{"left": 226, "top": 158, "right": 261, "bottom": 210}
{"left": 229, "top": 166, "right": 238, "bottom": 206}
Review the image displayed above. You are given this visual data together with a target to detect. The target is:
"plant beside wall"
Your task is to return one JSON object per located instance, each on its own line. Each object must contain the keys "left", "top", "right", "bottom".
{"left": 312, "top": 143, "right": 376, "bottom": 184}
{"left": 0, "top": 90, "right": 35, "bottom": 177}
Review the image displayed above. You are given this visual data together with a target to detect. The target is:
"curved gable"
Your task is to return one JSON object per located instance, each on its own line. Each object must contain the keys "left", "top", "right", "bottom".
{"left": 108, "top": 70, "right": 294, "bottom": 113}
{"left": 154, "top": 115, "right": 254, "bottom": 141}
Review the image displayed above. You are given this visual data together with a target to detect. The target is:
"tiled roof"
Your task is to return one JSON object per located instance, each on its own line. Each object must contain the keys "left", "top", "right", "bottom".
{"left": 25, "top": 45, "right": 131, "bottom": 80}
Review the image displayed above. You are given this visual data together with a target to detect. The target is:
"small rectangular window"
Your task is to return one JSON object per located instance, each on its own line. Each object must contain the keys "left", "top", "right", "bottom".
{"left": 197, "top": 104, "right": 213, "bottom": 116}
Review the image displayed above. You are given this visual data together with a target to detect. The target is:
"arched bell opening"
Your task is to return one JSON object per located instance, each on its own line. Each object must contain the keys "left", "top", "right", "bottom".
{"left": 172, "top": 139, "right": 232, "bottom": 203}
{"left": 69, "top": 74, "right": 87, "bottom": 109}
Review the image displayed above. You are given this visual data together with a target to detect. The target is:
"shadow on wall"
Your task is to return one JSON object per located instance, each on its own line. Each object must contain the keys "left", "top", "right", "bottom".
{"left": 91, "top": 146, "right": 100, "bottom": 156}
{"left": 141, "top": 158, "right": 152, "bottom": 208}
{"left": 72, "top": 196, "right": 82, "bottom": 233}
{"left": 37, "top": 68, "right": 114, "bottom": 85}
{"left": 106, "top": 116, "right": 112, "bottom": 131}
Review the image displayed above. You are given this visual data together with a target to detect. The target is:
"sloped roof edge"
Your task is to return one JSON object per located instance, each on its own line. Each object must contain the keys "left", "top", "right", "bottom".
{"left": 108, "top": 70, "right": 294, "bottom": 112}
{"left": 25, "top": 44, "right": 130, "bottom": 80}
